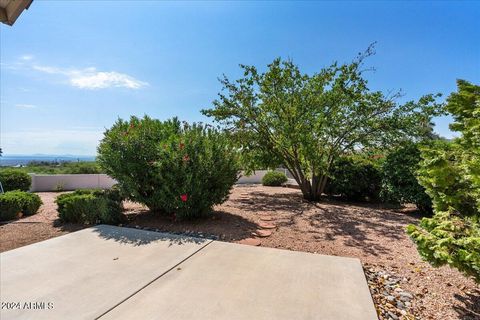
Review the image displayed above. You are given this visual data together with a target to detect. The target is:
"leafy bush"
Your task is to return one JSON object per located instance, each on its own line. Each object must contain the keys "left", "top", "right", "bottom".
{"left": 325, "top": 156, "right": 382, "bottom": 201}
{"left": 56, "top": 189, "right": 124, "bottom": 225}
{"left": 0, "top": 191, "right": 42, "bottom": 221}
{"left": 0, "top": 169, "right": 31, "bottom": 192}
{"left": 262, "top": 171, "right": 288, "bottom": 186}
{"left": 407, "top": 80, "right": 480, "bottom": 282}
{"left": 381, "top": 142, "right": 432, "bottom": 212}
{"left": 97, "top": 116, "right": 239, "bottom": 219}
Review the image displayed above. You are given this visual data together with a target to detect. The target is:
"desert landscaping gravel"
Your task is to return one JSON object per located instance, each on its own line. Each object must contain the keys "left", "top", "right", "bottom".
{"left": 1, "top": 185, "right": 478, "bottom": 319}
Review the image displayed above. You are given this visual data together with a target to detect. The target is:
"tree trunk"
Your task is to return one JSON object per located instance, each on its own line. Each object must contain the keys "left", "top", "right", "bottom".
{"left": 298, "top": 174, "right": 327, "bottom": 202}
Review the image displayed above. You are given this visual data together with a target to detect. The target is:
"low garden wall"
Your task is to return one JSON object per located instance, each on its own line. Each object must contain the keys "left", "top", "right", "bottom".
{"left": 28, "top": 170, "right": 286, "bottom": 192}
{"left": 29, "top": 174, "right": 117, "bottom": 192}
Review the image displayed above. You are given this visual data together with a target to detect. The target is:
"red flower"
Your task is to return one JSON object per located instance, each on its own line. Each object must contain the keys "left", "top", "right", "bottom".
{"left": 183, "top": 154, "right": 190, "bottom": 162}
{"left": 179, "top": 142, "right": 185, "bottom": 150}
{"left": 180, "top": 194, "right": 188, "bottom": 202}
{"left": 130, "top": 123, "right": 135, "bottom": 129}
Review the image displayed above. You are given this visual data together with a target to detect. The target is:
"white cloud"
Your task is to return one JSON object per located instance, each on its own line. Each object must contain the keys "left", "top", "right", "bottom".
{"left": 70, "top": 70, "right": 148, "bottom": 89}
{"left": 32, "top": 64, "right": 148, "bottom": 90}
{"left": 20, "top": 55, "right": 34, "bottom": 61}
{"left": 15, "top": 104, "right": 37, "bottom": 109}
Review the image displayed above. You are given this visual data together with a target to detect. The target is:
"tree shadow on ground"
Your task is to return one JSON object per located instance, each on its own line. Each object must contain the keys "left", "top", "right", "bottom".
{"left": 308, "top": 200, "right": 421, "bottom": 256}
{"left": 232, "top": 189, "right": 421, "bottom": 256}
{"left": 231, "top": 189, "right": 309, "bottom": 213}
{"left": 453, "top": 289, "right": 480, "bottom": 320}
{"left": 126, "top": 209, "right": 259, "bottom": 242}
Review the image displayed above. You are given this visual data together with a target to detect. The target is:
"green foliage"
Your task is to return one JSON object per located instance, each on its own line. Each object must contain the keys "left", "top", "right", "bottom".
{"left": 407, "top": 80, "right": 480, "bottom": 282}
{"left": 325, "top": 156, "right": 382, "bottom": 201}
{"left": 381, "top": 142, "right": 432, "bottom": 212}
{"left": 0, "top": 191, "right": 42, "bottom": 221}
{"left": 97, "top": 116, "right": 239, "bottom": 219}
{"left": 406, "top": 212, "right": 479, "bottom": 282}
{"left": 56, "top": 189, "right": 124, "bottom": 225}
{"left": 0, "top": 169, "right": 32, "bottom": 191}
{"left": 262, "top": 171, "right": 288, "bottom": 186}
{"left": 0, "top": 161, "right": 102, "bottom": 175}
{"left": 202, "top": 45, "right": 444, "bottom": 201}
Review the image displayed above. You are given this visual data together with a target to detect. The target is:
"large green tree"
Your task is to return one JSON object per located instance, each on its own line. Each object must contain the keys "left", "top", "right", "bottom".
{"left": 203, "top": 47, "right": 443, "bottom": 200}
{"left": 407, "top": 80, "right": 480, "bottom": 282}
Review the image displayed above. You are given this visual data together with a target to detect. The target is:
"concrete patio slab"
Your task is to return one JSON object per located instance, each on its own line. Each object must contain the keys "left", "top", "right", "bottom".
{"left": 0, "top": 226, "right": 376, "bottom": 320}
{"left": 101, "top": 241, "right": 377, "bottom": 320}
{"left": 0, "top": 225, "right": 211, "bottom": 320}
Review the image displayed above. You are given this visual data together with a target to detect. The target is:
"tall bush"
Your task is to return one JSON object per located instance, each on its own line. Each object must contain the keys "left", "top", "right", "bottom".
{"left": 0, "top": 169, "right": 31, "bottom": 192}
{"left": 381, "top": 142, "right": 432, "bottom": 212}
{"left": 97, "top": 116, "right": 239, "bottom": 219}
{"left": 407, "top": 80, "right": 480, "bottom": 282}
{"left": 325, "top": 156, "right": 382, "bottom": 201}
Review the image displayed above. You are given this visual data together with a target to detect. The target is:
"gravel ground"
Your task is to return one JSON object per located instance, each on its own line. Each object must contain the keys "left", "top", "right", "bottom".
{"left": 1, "top": 186, "right": 478, "bottom": 319}
{"left": 0, "top": 192, "right": 85, "bottom": 252}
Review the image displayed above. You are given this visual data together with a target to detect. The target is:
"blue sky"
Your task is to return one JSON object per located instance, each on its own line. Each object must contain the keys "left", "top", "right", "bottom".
{"left": 1, "top": 1, "right": 479, "bottom": 156}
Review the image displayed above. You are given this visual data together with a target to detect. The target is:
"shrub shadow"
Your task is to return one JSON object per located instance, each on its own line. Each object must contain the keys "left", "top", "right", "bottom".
{"left": 125, "top": 209, "right": 259, "bottom": 242}
{"left": 453, "top": 289, "right": 480, "bottom": 320}
{"left": 90, "top": 224, "right": 210, "bottom": 246}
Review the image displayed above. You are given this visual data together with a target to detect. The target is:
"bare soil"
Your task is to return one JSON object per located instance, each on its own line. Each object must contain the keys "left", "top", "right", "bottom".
{"left": 1, "top": 186, "right": 478, "bottom": 319}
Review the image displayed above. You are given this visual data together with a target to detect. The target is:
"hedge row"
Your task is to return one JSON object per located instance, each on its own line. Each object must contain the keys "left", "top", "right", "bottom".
{"left": 0, "top": 191, "right": 42, "bottom": 221}
{"left": 0, "top": 169, "right": 31, "bottom": 192}
{"left": 56, "top": 188, "right": 125, "bottom": 225}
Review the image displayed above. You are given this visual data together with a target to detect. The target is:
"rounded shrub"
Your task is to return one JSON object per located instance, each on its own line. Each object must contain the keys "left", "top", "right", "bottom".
{"left": 325, "top": 156, "right": 382, "bottom": 201}
{"left": 0, "top": 169, "right": 32, "bottom": 192}
{"left": 262, "top": 171, "right": 288, "bottom": 186}
{"left": 97, "top": 116, "right": 239, "bottom": 219}
{"left": 0, "top": 191, "right": 42, "bottom": 221}
{"left": 381, "top": 142, "right": 432, "bottom": 212}
{"left": 56, "top": 189, "right": 125, "bottom": 225}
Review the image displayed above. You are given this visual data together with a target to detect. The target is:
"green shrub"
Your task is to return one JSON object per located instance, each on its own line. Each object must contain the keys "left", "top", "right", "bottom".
{"left": 407, "top": 80, "right": 480, "bottom": 282}
{"left": 0, "top": 169, "right": 31, "bottom": 192}
{"left": 381, "top": 142, "right": 432, "bottom": 212}
{"left": 0, "top": 191, "right": 42, "bottom": 221}
{"left": 325, "top": 156, "right": 382, "bottom": 201}
{"left": 56, "top": 189, "right": 125, "bottom": 225}
{"left": 97, "top": 116, "right": 239, "bottom": 219}
{"left": 262, "top": 171, "right": 288, "bottom": 186}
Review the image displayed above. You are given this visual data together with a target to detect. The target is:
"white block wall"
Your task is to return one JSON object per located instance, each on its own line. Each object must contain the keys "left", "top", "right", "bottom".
{"left": 29, "top": 174, "right": 117, "bottom": 192}
{"left": 28, "top": 169, "right": 293, "bottom": 192}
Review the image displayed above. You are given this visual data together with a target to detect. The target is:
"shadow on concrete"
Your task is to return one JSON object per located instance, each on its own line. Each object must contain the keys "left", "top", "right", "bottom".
{"left": 90, "top": 225, "right": 210, "bottom": 247}
{"left": 453, "top": 289, "right": 480, "bottom": 320}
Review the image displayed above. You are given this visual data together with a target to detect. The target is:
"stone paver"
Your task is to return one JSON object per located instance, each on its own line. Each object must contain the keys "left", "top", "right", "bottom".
{"left": 253, "top": 229, "right": 273, "bottom": 237}
{"left": 259, "top": 216, "right": 273, "bottom": 221}
{"left": 258, "top": 222, "right": 276, "bottom": 229}
{"left": 236, "top": 238, "right": 262, "bottom": 246}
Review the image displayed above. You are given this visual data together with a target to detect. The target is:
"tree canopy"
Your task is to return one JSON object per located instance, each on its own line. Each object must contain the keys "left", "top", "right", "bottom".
{"left": 203, "top": 46, "right": 444, "bottom": 200}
